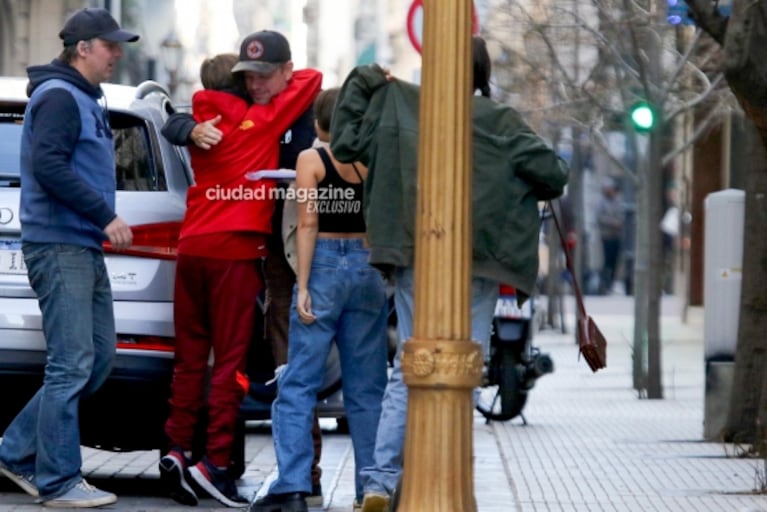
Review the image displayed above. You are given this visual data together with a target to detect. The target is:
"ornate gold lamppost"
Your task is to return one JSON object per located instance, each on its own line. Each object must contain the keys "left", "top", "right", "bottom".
{"left": 398, "top": 1, "right": 478, "bottom": 511}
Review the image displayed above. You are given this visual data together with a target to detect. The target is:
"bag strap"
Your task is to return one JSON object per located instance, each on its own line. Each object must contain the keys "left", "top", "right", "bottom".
{"left": 547, "top": 200, "right": 587, "bottom": 319}
{"left": 351, "top": 162, "right": 364, "bottom": 182}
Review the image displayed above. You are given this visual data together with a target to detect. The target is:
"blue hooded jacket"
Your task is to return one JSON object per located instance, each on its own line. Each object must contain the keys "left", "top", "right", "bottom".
{"left": 20, "top": 59, "right": 117, "bottom": 250}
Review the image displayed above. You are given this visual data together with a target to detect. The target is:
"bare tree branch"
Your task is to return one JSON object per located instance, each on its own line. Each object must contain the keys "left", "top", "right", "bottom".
{"left": 662, "top": 99, "right": 726, "bottom": 166}
{"left": 590, "top": 122, "right": 639, "bottom": 185}
{"left": 665, "top": 72, "right": 725, "bottom": 124}
{"left": 659, "top": 29, "right": 705, "bottom": 102}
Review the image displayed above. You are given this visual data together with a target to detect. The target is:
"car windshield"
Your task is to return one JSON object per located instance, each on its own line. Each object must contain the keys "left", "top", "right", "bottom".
{"left": 0, "top": 116, "right": 22, "bottom": 186}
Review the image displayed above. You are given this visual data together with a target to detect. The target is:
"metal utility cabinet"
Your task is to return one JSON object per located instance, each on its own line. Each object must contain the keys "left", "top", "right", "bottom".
{"left": 703, "top": 189, "right": 744, "bottom": 440}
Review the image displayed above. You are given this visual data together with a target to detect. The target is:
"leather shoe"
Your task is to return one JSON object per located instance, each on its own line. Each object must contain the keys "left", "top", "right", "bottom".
{"left": 361, "top": 492, "right": 390, "bottom": 512}
{"left": 250, "top": 492, "right": 307, "bottom": 512}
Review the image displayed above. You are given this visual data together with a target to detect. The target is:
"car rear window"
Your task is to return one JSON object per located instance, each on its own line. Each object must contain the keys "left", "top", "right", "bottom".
{"left": 0, "top": 106, "right": 167, "bottom": 192}
{"left": 0, "top": 110, "right": 23, "bottom": 186}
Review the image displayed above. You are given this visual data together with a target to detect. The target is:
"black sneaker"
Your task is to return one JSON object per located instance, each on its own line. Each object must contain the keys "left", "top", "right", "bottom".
{"left": 305, "top": 482, "right": 322, "bottom": 507}
{"left": 188, "top": 457, "right": 249, "bottom": 508}
{"left": 159, "top": 448, "right": 198, "bottom": 506}
{"left": 250, "top": 492, "right": 307, "bottom": 512}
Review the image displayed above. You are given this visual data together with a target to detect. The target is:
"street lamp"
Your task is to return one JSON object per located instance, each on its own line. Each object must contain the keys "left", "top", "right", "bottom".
{"left": 160, "top": 30, "right": 183, "bottom": 100}
{"left": 398, "top": 2, "right": 477, "bottom": 511}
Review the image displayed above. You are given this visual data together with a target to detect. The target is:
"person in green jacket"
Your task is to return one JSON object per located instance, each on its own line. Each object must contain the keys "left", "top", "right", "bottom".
{"left": 330, "top": 36, "right": 569, "bottom": 512}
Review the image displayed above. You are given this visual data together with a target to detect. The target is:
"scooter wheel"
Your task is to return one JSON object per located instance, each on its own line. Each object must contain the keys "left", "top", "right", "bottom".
{"left": 475, "top": 348, "right": 527, "bottom": 421}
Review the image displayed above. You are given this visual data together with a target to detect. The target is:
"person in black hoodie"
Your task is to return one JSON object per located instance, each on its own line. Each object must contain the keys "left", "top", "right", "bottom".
{"left": 160, "top": 30, "right": 326, "bottom": 507}
{"left": 0, "top": 8, "right": 137, "bottom": 509}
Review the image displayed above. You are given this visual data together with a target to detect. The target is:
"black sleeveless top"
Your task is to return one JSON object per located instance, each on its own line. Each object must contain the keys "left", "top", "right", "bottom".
{"left": 315, "top": 147, "right": 366, "bottom": 233}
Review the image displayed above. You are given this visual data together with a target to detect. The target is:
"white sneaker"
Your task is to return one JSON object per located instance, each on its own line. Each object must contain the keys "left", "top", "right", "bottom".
{"left": 43, "top": 479, "right": 117, "bottom": 508}
{"left": 0, "top": 461, "right": 38, "bottom": 497}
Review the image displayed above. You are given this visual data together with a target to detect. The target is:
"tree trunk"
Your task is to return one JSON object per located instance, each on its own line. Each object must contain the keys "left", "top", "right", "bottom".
{"left": 718, "top": 1, "right": 767, "bottom": 450}
{"left": 723, "top": 115, "right": 767, "bottom": 449}
{"left": 632, "top": 127, "right": 667, "bottom": 399}
{"left": 632, "top": 142, "right": 649, "bottom": 393}
{"left": 545, "top": 207, "right": 563, "bottom": 331}
{"left": 685, "top": 0, "right": 767, "bottom": 446}
{"left": 628, "top": 0, "right": 666, "bottom": 397}
{"left": 646, "top": 128, "right": 665, "bottom": 398}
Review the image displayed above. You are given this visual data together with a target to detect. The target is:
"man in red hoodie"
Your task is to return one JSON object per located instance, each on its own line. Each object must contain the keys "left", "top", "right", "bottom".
{"left": 158, "top": 33, "right": 322, "bottom": 509}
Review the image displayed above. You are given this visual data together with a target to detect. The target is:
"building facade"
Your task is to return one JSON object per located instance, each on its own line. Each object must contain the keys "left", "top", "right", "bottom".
{"left": 1, "top": 0, "right": 81, "bottom": 77}
{"left": 1, "top": 0, "right": 429, "bottom": 93}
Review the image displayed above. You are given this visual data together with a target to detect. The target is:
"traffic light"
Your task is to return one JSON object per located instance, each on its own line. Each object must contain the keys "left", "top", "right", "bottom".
{"left": 629, "top": 101, "right": 656, "bottom": 132}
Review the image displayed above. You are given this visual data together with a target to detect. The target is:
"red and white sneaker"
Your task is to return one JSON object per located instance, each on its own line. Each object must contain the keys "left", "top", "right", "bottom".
{"left": 188, "top": 457, "right": 249, "bottom": 508}
{"left": 159, "top": 448, "right": 197, "bottom": 506}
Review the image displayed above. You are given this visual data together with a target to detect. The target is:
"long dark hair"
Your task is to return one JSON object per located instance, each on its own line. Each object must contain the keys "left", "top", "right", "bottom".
{"left": 314, "top": 87, "right": 340, "bottom": 133}
{"left": 472, "top": 36, "right": 492, "bottom": 98}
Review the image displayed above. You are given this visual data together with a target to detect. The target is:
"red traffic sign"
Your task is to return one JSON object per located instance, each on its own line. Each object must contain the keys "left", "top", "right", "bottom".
{"left": 406, "top": 0, "right": 480, "bottom": 55}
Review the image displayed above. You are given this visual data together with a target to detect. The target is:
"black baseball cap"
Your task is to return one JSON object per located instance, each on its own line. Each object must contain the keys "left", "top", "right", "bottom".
{"left": 59, "top": 8, "right": 140, "bottom": 46}
{"left": 231, "top": 30, "right": 291, "bottom": 74}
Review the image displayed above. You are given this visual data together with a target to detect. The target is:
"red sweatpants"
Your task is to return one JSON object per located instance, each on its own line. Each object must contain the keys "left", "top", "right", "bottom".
{"left": 165, "top": 254, "right": 263, "bottom": 468}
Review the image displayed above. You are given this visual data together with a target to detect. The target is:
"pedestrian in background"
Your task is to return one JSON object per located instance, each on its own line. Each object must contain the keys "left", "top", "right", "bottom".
{"left": 0, "top": 7, "right": 137, "bottom": 508}
{"left": 329, "top": 36, "right": 569, "bottom": 512}
{"left": 158, "top": 38, "right": 321, "bottom": 509}
{"left": 251, "top": 88, "right": 389, "bottom": 512}
{"left": 597, "top": 179, "right": 624, "bottom": 295}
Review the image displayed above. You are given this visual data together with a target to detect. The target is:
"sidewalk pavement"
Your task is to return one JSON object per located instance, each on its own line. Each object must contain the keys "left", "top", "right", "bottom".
{"left": 489, "top": 293, "right": 767, "bottom": 511}
{"left": 1, "top": 294, "right": 766, "bottom": 511}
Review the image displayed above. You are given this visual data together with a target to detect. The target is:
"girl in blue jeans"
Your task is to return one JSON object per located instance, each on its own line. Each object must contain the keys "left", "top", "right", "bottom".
{"left": 252, "top": 88, "right": 388, "bottom": 512}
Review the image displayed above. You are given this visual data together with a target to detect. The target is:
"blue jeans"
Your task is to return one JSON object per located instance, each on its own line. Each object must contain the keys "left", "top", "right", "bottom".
{"left": 268, "top": 238, "right": 388, "bottom": 501}
{"left": 0, "top": 243, "right": 115, "bottom": 500}
{"left": 359, "top": 266, "right": 498, "bottom": 495}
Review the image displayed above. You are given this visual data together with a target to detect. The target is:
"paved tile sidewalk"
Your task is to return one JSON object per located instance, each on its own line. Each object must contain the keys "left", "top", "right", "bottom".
{"left": 1, "top": 295, "right": 766, "bottom": 511}
{"left": 498, "top": 295, "right": 767, "bottom": 511}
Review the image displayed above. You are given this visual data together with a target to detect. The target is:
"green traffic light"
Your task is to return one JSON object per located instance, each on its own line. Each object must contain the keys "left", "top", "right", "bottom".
{"left": 630, "top": 101, "right": 655, "bottom": 131}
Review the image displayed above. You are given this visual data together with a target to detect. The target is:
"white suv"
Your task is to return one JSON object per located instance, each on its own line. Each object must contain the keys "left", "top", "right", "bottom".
{"left": 0, "top": 77, "right": 190, "bottom": 452}
{"left": 0, "top": 77, "right": 346, "bottom": 475}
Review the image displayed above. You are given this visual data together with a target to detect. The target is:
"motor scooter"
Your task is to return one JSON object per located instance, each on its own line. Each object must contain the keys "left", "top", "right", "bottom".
{"left": 475, "top": 284, "right": 554, "bottom": 423}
